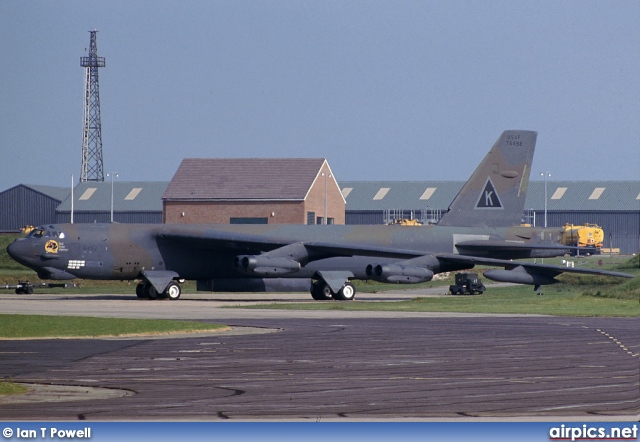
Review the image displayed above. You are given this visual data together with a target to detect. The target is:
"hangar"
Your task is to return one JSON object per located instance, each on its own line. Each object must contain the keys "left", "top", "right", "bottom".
{"left": 341, "top": 180, "right": 640, "bottom": 255}
{"left": 162, "top": 158, "right": 345, "bottom": 225}
{"left": 0, "top": 184, "right": 69, "bottom": 232}
{"left": 55, "top": 181, "right": 167, "bottom": 224}
{"left": 1, "top": 178, "right": 637, "bottom": 255}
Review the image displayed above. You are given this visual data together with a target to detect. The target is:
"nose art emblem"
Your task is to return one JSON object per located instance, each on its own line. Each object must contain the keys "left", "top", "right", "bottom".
{"left": 45, "top": 240, "right": 59, "bottom": 254}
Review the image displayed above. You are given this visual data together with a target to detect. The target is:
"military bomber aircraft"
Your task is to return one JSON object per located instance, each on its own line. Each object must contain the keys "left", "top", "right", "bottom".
{"left": 7, "top": 131, "right": 634, "bottom": 300}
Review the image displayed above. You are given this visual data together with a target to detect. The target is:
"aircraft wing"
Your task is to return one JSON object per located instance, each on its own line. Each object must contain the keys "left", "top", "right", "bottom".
{"left": 157, "top": 228, "right": 291, "bottom": 253}
{"left": 304, "top": 243, "right": 634, "bottom": 284}
{"left": 157, "top": 228, "right": 426, "bottom": 259}
{"left": 435, "top": 253, "right": 635, "bottom": 285}
{"left": 157, "top": 228, "right": 634, "bottom": 286}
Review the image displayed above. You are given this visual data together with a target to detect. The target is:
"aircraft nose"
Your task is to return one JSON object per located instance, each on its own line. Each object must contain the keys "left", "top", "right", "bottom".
{"left": 6, "top": 239, "right": 32, "bottom": 265}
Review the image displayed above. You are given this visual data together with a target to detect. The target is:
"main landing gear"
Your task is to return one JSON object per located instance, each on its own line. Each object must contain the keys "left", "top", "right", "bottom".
{"left": 310, "top": 281, "right": 356, "bottom": 301}
{"left": 136, "top": 280, "right": 182, "bottom": 300}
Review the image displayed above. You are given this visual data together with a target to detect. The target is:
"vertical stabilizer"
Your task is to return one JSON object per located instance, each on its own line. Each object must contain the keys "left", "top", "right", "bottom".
{"left": 436, "top": 130, "right": 537, "bottom": 227}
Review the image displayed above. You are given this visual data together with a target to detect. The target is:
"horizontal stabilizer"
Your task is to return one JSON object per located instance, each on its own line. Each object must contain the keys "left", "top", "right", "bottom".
{"left": 455, "top": 239, "right": 572, "bottom": 259}
{"left": 483, "top": 267, "right": 558, "bottom": 286}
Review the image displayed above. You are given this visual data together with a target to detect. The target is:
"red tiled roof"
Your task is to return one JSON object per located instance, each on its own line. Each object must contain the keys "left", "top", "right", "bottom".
{"left": 163, "top": 158, "right": 327, "bottom": 200}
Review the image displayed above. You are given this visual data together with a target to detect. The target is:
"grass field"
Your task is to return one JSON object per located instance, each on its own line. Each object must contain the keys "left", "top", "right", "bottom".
{"left": 242, "top": 256, "right": 640, "bottom": 317}
{"left": 0, "top": 314, "right": 227, "bottom": 339}
{"left": 244, "top": 284, "right": 640, "bottom": 317}
{"left": 0, "top": 382, "right": 28, "bottom": 396}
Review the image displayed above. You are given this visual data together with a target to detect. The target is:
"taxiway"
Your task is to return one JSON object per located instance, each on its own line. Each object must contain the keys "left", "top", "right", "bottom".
{"left": 0, "top": 291, "right": 638, "bottom": 420}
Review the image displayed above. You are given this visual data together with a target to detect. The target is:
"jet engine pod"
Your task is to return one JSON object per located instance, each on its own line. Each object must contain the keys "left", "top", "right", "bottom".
{"left": 483, "top": 268, "right": 557, "bottom": 286}
{"left": 368, "top": 263, "right": 434, "bottom": 284}
{"left": 233, "top": 255, "right": 301, "bottom": 276}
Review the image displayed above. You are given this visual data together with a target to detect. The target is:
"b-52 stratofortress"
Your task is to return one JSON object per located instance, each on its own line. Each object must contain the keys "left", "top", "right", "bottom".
{"left": 7, "top": 130, "right": 633, "bottom": 300}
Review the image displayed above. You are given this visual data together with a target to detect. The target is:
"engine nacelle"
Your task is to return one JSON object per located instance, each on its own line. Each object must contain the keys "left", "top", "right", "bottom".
{"left": 233, "top": 255, "right": 301, "bottom": 276}
{"left": 366, "top": 264, "right": 434, "bottom": 284}
{"left": 483, "top": 268, "right": 557, "bottom": 286}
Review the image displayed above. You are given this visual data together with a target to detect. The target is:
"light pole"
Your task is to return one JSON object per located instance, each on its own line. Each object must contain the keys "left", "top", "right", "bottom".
{"left": 540, "top": 171, "right": 550, "bottom": 227}
{"left": 106, "top": 172, "right": 118, "bottom": 223}
{"left": 71, "top": 175, "right": 74, "bottom": 224}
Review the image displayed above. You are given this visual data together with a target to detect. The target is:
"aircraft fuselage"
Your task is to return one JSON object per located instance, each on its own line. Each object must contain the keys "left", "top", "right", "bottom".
{"left": 8, "top": 222, "right": 564, "bottom": 282}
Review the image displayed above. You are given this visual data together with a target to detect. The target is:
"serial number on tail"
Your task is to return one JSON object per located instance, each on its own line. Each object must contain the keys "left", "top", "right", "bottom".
{"left": 505, "top": 134, "right": 523, "bottom": 146}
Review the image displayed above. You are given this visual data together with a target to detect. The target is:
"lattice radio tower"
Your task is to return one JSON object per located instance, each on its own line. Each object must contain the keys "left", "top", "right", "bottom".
{"left": 80, "top": 30, "right": 106, "bottom": 182}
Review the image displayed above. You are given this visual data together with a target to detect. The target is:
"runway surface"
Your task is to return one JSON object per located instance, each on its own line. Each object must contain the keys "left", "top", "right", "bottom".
{"left": 0, "top": 292, "right": 638, "bottom": 420}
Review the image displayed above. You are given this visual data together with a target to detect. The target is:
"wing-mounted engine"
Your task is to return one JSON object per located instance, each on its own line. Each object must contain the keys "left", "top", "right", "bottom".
{"left": 233, "top": 242, "right": 309, "bottom": 276}
{"left": 365, "top": 255, "right": 439, "bottom": 284}
{"left": 366, "top": 264, "right": 433, "bottom": 283}
{"left": 234, "top": 255, "right": 301, "bottom": 275}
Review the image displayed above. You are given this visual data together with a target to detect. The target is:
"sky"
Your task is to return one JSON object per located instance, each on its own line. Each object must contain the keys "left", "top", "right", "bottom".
{"left": 1, "top": 1, "right": 639, "bottom": 192}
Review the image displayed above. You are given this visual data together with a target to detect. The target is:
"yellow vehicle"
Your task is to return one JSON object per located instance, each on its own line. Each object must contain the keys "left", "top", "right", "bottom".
{"left": 387, "top": 219, "right": 422, "bottom": 226}
{"left": 561, "top": 223, "right": 604, "bottom": 255}
{"left": 20, "top": 225, "right": 35, "bottom": 235}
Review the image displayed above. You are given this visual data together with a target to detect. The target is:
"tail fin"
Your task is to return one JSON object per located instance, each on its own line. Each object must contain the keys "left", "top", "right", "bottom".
{"left": 436, "top": 130, "right": 537, "bottom": 227}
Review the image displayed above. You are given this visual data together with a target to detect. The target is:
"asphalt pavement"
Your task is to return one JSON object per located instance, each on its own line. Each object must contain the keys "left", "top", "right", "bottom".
{"left": 0, "top": 290, "right": 638, "bottom": 420}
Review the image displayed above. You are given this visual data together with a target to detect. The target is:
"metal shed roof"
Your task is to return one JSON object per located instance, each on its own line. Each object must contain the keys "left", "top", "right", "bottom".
{"left": 340, "top": 181, "right": 640, "bottom": 211}
{"left": 163, "top": 158, "right": 328, "bottom": 201}
{"left": 9, "top": 184, "right": 70, "bottom": 202}
{"left": 7, "top": 179, "right": 638, "bottom": 218}
{"left": 524, "top": 181, "right": 640, "bottom": 211}
{"left": 57, "top": 182, "right": 168, "bottom": 212}
{"left": 340, "top": 181, "right": 463, "bottom": 211}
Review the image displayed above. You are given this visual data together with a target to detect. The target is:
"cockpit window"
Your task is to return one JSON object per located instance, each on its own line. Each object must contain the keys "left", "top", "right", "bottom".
{"left": 28, "top": 228, "right": 59, "bottom": 238}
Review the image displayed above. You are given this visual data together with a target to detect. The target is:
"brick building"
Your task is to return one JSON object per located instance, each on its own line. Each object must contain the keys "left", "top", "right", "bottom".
{"left": 162, "top": 158, "right": 345, "bottom": 225}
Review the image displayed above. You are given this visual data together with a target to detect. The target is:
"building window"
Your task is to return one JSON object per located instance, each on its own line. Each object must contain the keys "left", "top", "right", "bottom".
{"left": 307, "top": 212, "right": 315, "bottom": 225}
{"left": 230, "top": 217, "right": 268, "bottom": 224}
{"left": 327, "top": 218, "right": 334, "bottom": 225}
{"left": 316, "top": 217, "right": 324, "bottom": 225}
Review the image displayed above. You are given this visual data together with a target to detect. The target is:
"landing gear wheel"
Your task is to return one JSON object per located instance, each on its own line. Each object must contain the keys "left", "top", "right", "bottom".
{"left": 164, "top": 282, "right": 181, "bottom": 300}
{"left": 334, "top": 282, "right": 356, "bottom": 301}
{"left": 135, "top": 282, "right": 147, "bottom": 299}
{"left": 146, "top": 284, "right": 159, "bottom": 300}
{"left": 310, "top": 282, "right": 333, "bottom": 300}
